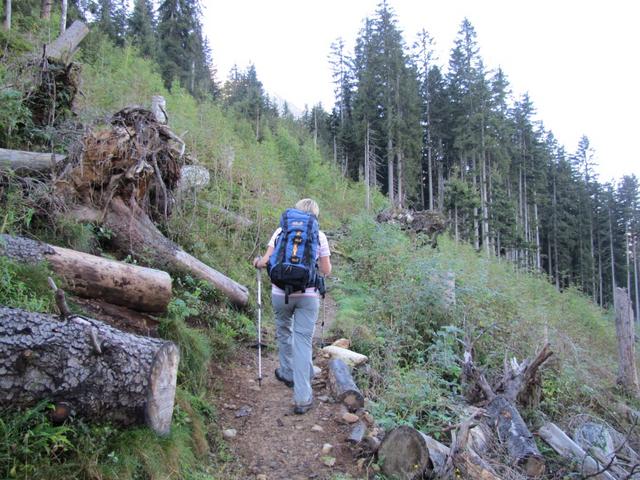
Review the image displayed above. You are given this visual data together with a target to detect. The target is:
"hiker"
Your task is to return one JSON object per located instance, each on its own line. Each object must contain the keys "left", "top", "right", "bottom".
{"left": 253, "top": 198, "right": 331, "bottom": 414}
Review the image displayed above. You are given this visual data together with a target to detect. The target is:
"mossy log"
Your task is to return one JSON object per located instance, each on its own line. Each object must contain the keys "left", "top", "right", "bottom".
{"left": 0, "top": 306, "right": 179, "bottom": 435}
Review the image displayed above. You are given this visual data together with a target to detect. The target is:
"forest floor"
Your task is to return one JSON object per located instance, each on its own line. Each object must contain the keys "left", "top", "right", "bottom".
{"left": 211, "top": 294, "right": 369, "bottom": 480}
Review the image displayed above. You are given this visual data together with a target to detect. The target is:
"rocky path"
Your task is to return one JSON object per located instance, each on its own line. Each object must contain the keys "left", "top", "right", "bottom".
{"left": 211, "top": 295, "right": 368, "bottom": 480}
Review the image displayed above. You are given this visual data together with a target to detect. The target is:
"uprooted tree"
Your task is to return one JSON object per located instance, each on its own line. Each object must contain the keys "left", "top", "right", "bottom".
{"left": 2, "top": 106, "right": 249, "bottom": 308}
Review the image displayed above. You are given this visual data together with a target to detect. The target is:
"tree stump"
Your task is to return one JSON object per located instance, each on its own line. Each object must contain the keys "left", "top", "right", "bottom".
{"left": 0, "top": 306, "right": 179, "bottom": 435}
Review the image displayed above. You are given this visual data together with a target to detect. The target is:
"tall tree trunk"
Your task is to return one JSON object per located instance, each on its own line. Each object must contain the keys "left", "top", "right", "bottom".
{"left": 534, "top": 192, "right": 541, "bottom": 271}
{"left": 480, "top": 127, "right": 489, "bottom": 254}
{"left": 609, "top": 204, "right": 617, "bottom": 308}
{"left": 454, "top": 205, "right": 459, "bottom": 242}
{"left": 626, "top": 224, "right": 631, "bottom": 291}
{"left": 387, "top": 135, "right": 394, "bottom": 206}
{"left": 2, "top": 0, "right": 10, "bottom": 30}
{"left": 40, "top": 0, "right": 52, "bottom": 19}
{"left": 427, "top": 145, "right": 433, "bottom": 210}
{"left": 634, "top": 235, "right": 639, "bottom": 323}
{"left": 60, "top": 0, "right": 68, "bottom": 33}
{"left": 364, "top": 122, "right": 370, "bottom": 211}
{"left": 437, "top": 145, "right": 444, "bottom": 209}
{"left": 313, "top": 108, "right": 318, "bottom": 150}
{"left": 397, "top": 148, "right": 403, "bottom": 209}
{"left": 472, "top": 154, "right": 479, "bottom": 250}
{"left": 553, "top": 171, "right": 560, "bottom": 290}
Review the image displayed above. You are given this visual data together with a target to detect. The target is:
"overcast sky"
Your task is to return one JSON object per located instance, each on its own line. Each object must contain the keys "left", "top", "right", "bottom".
{"left": 202, "top": 0, "right": 639, "bottom": 182}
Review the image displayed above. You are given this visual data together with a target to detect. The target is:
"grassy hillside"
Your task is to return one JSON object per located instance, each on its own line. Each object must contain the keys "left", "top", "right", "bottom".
{"left": 1, "top": 28, "right": 637, "bottom": 480}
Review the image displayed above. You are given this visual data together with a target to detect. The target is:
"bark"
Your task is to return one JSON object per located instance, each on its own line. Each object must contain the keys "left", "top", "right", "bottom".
{"left": 60, "top": 0, "right": 68, "bottom": 33}
{"left": 0, "top": 234, "right": 172, "bottom": 314}
{"left": 614, "top": 287, "right": 640, "bottom": 397}
{"left": 486, "top": 395, "right": 545, "bottom": 476}
{"left": 538, "top": 422, "right": 617, "bottom": 480}
{"left": 0, "top": 148, "right": 66, "bottom": 173}
{"left": 2, "top": 0, "right": 10, "bottom": 31}
{"left": 327, "top": 358, "right": 364, "bottom": 412}
{"left": 0, "top": 306, "right": 179, "bottom": 435}
{"left": 44, "top": 20, "right": 89, "bottom": 61}
{"left": 609, "top": 205, "right": 617, "bottom": 307}
{"left": 68, "top": 198, "right": 249, "bottom": 307}
{"left": 72, "top": 297, "right": 159, "bottom": 337}
{"left": 40, "top": 0, "right": 52, "bottom": 19}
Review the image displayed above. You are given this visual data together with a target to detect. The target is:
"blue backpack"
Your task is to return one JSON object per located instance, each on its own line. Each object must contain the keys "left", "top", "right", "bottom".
{"left": 268, "top": 208, "right": 320, "bottom": 303}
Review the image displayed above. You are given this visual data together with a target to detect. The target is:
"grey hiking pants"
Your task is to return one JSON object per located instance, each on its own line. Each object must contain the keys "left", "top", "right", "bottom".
{"left": 272, "top": 294, "right": 319, "bottom": 405}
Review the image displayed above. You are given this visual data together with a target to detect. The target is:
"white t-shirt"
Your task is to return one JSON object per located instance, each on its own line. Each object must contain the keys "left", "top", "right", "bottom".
{"left": 267, "top": 227, "right": 330, "bottom": 297}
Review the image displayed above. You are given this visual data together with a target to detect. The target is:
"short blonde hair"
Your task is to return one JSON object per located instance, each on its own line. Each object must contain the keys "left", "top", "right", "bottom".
{"left": 295, "top": 198, "right": 319, "bottom": 217}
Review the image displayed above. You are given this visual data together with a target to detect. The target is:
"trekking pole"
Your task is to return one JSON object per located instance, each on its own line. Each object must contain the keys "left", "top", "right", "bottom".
{"left": 321, "top": 296, "right": 326, "bottom": 347}
{"left": 255, "top": 257, "right": 263, "bottom": 387}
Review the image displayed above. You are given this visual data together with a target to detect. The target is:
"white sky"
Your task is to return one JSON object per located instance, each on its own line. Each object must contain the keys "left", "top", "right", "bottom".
{"left": 202, "top": 0, "right": 640, "bottom": 182}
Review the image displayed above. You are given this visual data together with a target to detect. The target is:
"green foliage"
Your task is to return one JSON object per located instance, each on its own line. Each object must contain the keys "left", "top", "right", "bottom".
{"left": 160, "top": 297, "right": 213, "bottom": 394}
{"left": 0, "top": 392, "right": 216, "bottom": 480}
{"left": 0, "top": 256, "right": 54, "bottom": 312}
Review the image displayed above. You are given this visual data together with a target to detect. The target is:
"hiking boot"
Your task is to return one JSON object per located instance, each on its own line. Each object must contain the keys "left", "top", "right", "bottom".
{"left": 274, "top": 368, "right": 294, "bottom": 388}
{"left": 293, "top": 398, "right": 313, "bottom": 415}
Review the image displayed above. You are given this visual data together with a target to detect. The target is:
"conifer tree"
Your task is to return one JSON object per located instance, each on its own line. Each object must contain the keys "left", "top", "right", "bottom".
{"left": 128, "top": 0, "right": 156, "bottom": 58}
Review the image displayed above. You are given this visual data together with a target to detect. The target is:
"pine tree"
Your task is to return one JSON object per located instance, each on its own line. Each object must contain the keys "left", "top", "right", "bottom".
{"left": 157, "top": 0, "right": 214, "bottom": 97}
{"left": 128, "top": 0, "right": 156, "bottom": 58}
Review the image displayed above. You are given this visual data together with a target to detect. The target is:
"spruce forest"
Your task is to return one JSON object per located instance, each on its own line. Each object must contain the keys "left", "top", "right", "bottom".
{"left": 1, "top": 0, "right": 640, "bottom": 479}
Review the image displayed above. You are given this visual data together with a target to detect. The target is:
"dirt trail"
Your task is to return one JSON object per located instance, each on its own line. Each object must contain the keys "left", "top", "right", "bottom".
{"left": 211, "top": 295, "right": 367, "bottom": 480}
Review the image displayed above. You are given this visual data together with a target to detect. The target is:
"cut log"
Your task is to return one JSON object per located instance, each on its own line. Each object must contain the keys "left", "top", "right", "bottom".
{"left": 378, "top": 426, "right": 500, "bottom": 480}
{"left": 486, "top": 395, "right": 545, "bottom": 477}
{"left": 44, "top": 20, "right": 89, "bottom": 61}
{"left": 615, "top": 287, "right": 640, "bottom": 398}
{"left": 538, "top": 422, "right": 617, "bottom": 480}
{"left": 378, "top": 426, "right": 431, "bottom": 480}
{"left": 0, "top": 234, "right": 172, "bottom": 313}
{"left": 327, "top": 358, "right": 364, "bottom": 412}
{"left": 0, "top": 148, "right": 66, "bottom": 173}
{"left": 322, "top": 345, "right": 368, "bottom": 366}
{"left": 0, "top": 306, "right": 179, "bottom": 435}
{"left": 67, "top": 198, "right": 249, "bottom": 307}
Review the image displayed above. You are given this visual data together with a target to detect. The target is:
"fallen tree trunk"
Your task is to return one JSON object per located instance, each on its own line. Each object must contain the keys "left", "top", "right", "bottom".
{"left": 0, "top": 234, "right": 172, "bottom": 313}
{"left": 327, "top": 358, "right": 364, "bottom": 412}
{"left": 463, "top": 341, "right": 551, "bottom": 477}
{"left": 44, "top": 20, "right": 89, "bottom": 60}
{"left": 0, "top": 306, "right": 179, "bottom": 435}
{"left": 68, "top": 198, "right": 248, "bottom": 307}
{"left": 0, "top": 148, "right": 66, "bottom": 173}
{"left": 538, "top": 422, "right": 617, "bottom": 480}
{"left": 486, "top": 395, "right": 545, "bottom": 476}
